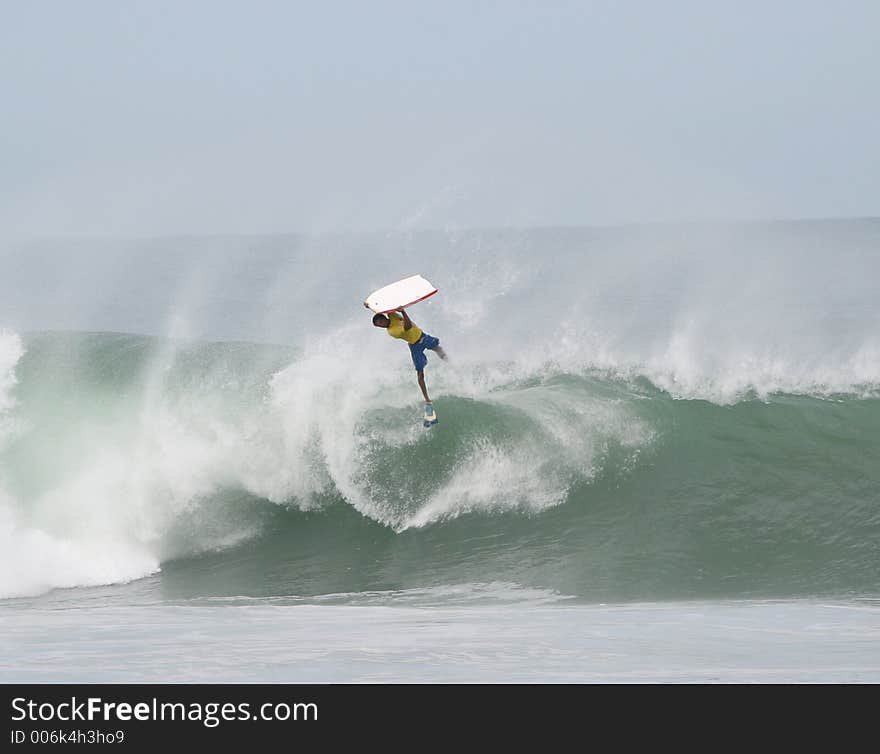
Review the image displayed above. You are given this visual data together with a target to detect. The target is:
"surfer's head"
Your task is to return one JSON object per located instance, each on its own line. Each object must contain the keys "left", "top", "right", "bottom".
{"left": 372, "top": 313, "right": 390, "bottom": 328}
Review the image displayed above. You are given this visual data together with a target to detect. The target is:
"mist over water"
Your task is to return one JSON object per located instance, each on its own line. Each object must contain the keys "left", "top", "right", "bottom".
{"left": 1, "top": 220, "right": 879, "bottom": 603}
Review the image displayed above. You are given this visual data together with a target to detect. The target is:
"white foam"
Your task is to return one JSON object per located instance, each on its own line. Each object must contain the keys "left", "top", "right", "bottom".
{"left": 0, "top": 498, "right": 159, "bottom": 599}
{"left": 404, "top": 380, "right": 653, "bottom": 529}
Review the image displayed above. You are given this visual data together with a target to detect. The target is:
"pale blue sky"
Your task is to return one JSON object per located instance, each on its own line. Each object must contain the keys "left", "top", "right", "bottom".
{"left": 2, "top": 0, "right": 878, "bottom": 238}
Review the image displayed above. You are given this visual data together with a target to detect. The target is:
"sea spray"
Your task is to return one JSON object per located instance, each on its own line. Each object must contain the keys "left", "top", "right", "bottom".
{"left": 0, "top": 221, "right": 878, "bottom": 600}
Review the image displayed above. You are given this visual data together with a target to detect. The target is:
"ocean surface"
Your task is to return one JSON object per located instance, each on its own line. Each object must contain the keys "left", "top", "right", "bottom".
{"left": 1, "top": 220, "right": 879, "bottom": 682}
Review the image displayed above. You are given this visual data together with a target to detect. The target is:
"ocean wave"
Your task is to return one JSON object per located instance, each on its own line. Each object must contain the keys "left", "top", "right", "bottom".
{"left": 0, "top": 330, "right": 878, "bottom": 600}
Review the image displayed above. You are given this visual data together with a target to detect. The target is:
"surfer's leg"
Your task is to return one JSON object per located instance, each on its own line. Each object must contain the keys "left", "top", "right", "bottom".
{"left": 417, "top": 370, "right": 431, "bottom": 403}
{"left": 410, "top": 342, "right": 428, "bottom": 371}
{"left": 422, "top": 334, "right": 446, "bottom": 361}
{"left": 410, "top": 344, "right": 431, "bottom": 402}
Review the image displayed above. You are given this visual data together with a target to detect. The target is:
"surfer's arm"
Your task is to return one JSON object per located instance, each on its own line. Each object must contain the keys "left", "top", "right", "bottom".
{"left": 398, "top": 308, "right": 414, "bottom": 331}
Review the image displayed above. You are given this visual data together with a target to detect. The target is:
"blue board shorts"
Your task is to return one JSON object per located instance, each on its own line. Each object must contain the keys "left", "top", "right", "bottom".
{"left": 409, "top": 333, "right": 440, "bottom": 371}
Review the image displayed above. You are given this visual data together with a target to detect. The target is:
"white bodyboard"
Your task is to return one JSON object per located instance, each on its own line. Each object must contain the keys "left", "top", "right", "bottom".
{"left": 364, "top": 274, "right": 438, "bottom": 314}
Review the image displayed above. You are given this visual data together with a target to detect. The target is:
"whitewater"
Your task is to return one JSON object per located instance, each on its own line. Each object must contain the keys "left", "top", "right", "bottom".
{"left": 2, "top": 220, "right": 879, "bottom": 681}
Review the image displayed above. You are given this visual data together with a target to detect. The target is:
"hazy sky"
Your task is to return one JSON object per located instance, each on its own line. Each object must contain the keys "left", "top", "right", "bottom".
{"left": 2, "top": 0, "right": 878, "bottom": 238}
